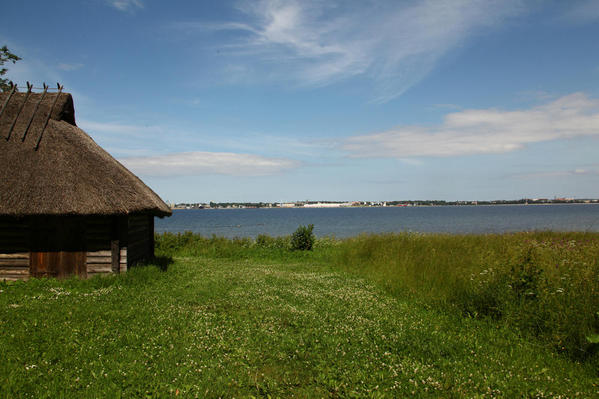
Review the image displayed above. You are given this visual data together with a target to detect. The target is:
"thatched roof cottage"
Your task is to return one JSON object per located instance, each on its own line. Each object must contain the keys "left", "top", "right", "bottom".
{"left": 0, "top": 89, "right": 171, "bottom": 280}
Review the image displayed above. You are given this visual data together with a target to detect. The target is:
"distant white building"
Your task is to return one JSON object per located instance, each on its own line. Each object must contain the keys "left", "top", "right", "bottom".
{"left": 303, "top": 202, "right": 353, "bottom": 208}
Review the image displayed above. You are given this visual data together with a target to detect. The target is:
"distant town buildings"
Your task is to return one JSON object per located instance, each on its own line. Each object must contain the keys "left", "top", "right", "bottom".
{"left": 170, "top": 198, "right": 599, "bottom": 210}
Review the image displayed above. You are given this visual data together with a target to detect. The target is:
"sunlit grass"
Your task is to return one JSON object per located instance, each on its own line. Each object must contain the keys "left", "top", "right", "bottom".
{"left": 1, "top": 231, "right": 598, "bottom": 397}
{"left": 328, "top": 232, "right": 599, "bottom": 358}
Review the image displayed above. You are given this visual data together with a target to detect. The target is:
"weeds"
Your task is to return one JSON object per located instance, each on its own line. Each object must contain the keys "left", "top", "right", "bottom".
{"left": 329, "top": 231, "right": 599, "bottom": 359}
{"left": 2, "top": 232, "right": 599, "bottom": 397}
{"left": 156, "top": 230, "right": 599, "bottom": 360}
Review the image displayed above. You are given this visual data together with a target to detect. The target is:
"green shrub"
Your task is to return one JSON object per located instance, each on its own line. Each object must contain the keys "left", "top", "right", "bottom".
{"left": 290, "top": 224, "right": 315, "bottom": 251}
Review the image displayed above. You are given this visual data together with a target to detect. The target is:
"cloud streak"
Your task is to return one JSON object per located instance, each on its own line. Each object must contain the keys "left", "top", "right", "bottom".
{"left": 109, "top": 0, "right": 143, "bottom": 12}
{"left": 342, "top": 93, "right": 599, "bottom": 158}
{"left": 178, "top": 0, "right": 525, "bottom": 102}
{"left": 120, "top": 151, "right": 300, "bottom": 177}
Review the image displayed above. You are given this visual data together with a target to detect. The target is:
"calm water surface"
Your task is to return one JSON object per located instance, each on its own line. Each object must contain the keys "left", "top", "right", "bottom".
{"left": 155, "top": 204, "right": 599, "bottom": 238}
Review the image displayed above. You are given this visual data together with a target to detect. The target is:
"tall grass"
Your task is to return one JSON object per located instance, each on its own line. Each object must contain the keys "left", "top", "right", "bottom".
{"left": 156, "top": 231, "right": 599, "bottom": 360}
{"left": 329, "top": 231, "right": 599, "bottom": 359}
{"left": 155, "top": 231, "right": 334, "bottom": 263}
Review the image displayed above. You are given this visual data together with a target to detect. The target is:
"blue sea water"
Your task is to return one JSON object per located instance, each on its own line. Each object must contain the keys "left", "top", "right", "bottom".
{"left": 155, "top": 204, "right": 599, "bottom": 238}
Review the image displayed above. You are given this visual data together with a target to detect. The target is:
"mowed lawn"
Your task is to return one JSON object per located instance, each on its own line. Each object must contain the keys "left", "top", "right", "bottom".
{"left": 1, "top": 255, "right": 598, "bottom": 398}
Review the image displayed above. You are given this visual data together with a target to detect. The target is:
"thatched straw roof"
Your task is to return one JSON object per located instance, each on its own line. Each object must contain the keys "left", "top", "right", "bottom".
{"left": 0, "top": 91, "right": 171, "bottom": 217}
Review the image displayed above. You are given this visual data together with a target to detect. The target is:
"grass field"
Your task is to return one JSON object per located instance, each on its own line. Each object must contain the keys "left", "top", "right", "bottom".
{"left": 1, "top": 232, "right": 599, "bottom": 397}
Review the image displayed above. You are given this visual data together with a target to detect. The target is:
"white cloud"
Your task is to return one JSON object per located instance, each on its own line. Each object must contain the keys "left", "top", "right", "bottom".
{"left": 109, "top": 0, "right": 143, "bottom": 12}
{"left": 183, "top": 0, "right": 525, "bottom": 102}
{"left": 342, "top": 93, "right": 599, "bottom": 158}
{"left": 120, "top": 151, "right": 300, "bottom": 177}
{"left": 78, "top": 119, "right": 327, "bottom": 160}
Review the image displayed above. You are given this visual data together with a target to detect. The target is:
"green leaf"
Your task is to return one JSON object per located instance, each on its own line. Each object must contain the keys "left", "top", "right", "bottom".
{"left": 585, "top": 334, "right": 599, "bottom": 344}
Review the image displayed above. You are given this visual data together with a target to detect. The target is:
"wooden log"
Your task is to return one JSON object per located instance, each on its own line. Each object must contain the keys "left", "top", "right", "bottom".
{"left": 87, "top": 250, "right": 112, "bottom": 257}
{"left": 0, "top": 253, "right": 29, "bottom": 259}
{"left": 0, "top": 268, "right": 29, "bottom": 275}
{"left": 111, "top": 240, "right": 119, "bottom": 273}
{"left": 128, "top": 229, "right": 147, "bottom": 237}
{"left": 0, "top": 265, "right": 29, "bottom": 271}
{"left": 85, "top": 257, "right": 110, "bottom": 263}
{"left": 0, "top": 275, "right": 29, "bottom": 281}
{"left": 0, "top": 259, "right": 29, "bottom": 266}
{"left": 86, "top": 264, "right": 113, "bottom": 273}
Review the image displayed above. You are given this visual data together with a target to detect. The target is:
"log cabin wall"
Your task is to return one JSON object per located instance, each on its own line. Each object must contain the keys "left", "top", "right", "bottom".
{"left": 85, "top": 216, "right": 128, "bottom": 277}
{"left": 0, "top": 217, "right": 30, "bottom": 280}
{"left": 85, "top": 216, "right": 113, "bottom": 277}
{"left": 28, "top": 216, "right": 87, "bottom": 279}
{"left": 127, "top": 214, "right": 152, "bottom": 267}
{"left": 0, "top": 214, "right": 154, "bottom": 280}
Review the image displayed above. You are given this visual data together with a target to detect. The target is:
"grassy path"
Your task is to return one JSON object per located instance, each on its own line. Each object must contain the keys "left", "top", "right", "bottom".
{"left": 1, "top": 257, "right": 598, "bottom": 397}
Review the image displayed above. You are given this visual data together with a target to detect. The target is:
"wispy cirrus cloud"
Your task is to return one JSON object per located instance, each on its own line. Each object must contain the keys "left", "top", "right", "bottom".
{"left": 79, "top": 120, "right": 305, "bottom": 175}
{"left": 342, "top": 93, "right": 599, "bottom": 158}
{"left": 109, "top": 0, "right": 143, "bottom": 12}
{"left": 173, "top": 0, "right": 526, "bottom": 102}
{"left": 120, "top": 152, "right": 300, "bottom": 177}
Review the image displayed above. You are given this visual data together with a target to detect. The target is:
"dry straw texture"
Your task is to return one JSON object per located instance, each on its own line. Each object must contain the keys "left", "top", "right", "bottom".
{"left": 0, "top": 92, "right": 171, "bottom": 217}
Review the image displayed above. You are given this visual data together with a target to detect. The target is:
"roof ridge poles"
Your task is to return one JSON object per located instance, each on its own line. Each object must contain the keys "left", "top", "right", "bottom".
{"left": 0, "top": 83, "right": 18, "bottom": 135}
{"left": 34, "top": 83, "right": 63, "bottom": 151}
{"left": 21, "top": 83, "right": 49, "bottom": 142}
{"left": 5, "top": 82, "right": 33, "bottom": 141}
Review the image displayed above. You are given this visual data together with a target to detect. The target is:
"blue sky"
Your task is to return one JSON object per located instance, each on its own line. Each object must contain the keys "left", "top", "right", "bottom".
{"left": 2, "top": 0, "right": 599, "bottom": 203}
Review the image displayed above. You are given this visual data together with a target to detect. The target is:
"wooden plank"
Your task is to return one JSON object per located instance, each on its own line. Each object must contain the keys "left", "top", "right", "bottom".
{"left": 86, "top": 264, "right": 113, "bottom": 273}
{"left": 111, "top": 240, "right": 119, "bottom": 273}
{"left": 30, "top": 251, "right": 87, "bottom": 279}
{"left": 0, "top": 259, "right": 29, "bottom": 266}
{"left": 0, "top": 275, "right": 29, "bottom": 281}
{"left": 85, "top": 234, "right": 111, "bottom": 241}
{"left": 0, "top": 265, "right": 29, "bottom": 271}
{"left": 129, "top": 225, "right": 148, "bottom": 234}
{"left": 128, "top": 222, "right": 148, "bottom": 230}
{"left": 85, "top": 257, "right": 111, "bottom": 264}
{"left": 128, "top": 236, "right": 148, "bottom": 245}
{"left": 86, "top": 219, "right": 111, "bottom": 226}
{"left": 87, "top": 250, "right": 112, "bottom": 257}
{"left": 128, "top": 235, "right": 148, "bottom": 245}
{"left": 129, "top": 225, "right": 147, "bottom": 234}
{"left": 149, "top": 216, "right": 155, "bottom": 257}
{"left": 0, "top": 268, "right": 29, "bottom": 275}
{"left": 0, "top": 253, "right": 29, "bottom": 259}
{"left": 0, "top": 245, "right": 28, "bottom": 250}
{"left": 128, "top": 221, "right": 147, "bottom": 228}
{"left": 87, "top": 243, "right": 110, "bottom": 248}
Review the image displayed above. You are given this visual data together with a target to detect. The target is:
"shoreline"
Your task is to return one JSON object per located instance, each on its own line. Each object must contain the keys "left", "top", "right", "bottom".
{"left": 171, "top": 202, "right": 599, "bottom": 210}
